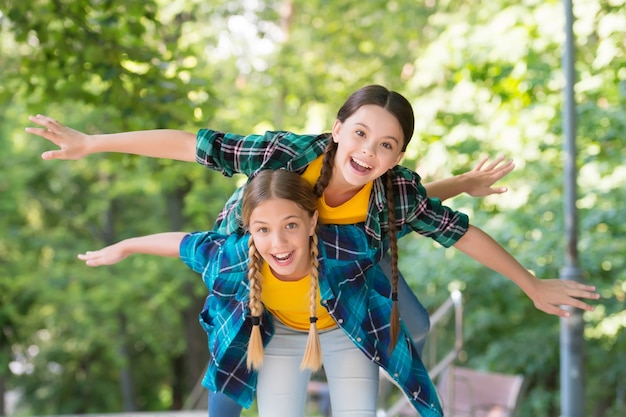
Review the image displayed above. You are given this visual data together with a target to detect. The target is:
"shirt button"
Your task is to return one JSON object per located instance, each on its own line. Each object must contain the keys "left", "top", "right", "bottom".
{"left": 394, "top": 373, "right": 399, "bottom": 378}
{"left": 356, "top": 337, "right": 361, "bottom": 342}
{"left": 337, "top": 318, "right": 344, "bottom": 324}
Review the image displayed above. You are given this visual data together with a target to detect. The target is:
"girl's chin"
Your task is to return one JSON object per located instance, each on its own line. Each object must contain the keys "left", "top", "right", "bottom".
{"left": 270, "top": 265, "right": 311, "bottom": 281}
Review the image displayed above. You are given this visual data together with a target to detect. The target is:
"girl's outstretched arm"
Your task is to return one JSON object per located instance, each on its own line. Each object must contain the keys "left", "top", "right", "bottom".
{"left": 78, "top": 232, "right": 187, "bottom": 267}
{"left": 453, "top": 225, "right": 599, "bottom": 317}
{"left": 424, "top": 155, "right": 514, "bottom": 201}
{"left": 26, "top": 115, "right": 197, "bottom": 162}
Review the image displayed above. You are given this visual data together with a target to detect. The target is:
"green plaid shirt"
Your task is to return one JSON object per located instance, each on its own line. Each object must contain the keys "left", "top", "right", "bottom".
{"left": 196, "top": 128, "right": 469, "bottom": 247}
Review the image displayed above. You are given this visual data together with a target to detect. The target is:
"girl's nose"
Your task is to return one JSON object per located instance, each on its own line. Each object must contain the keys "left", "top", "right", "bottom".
{"left": 361, "top": 141, "right": 375, "bottom": 157}
{"left": 271, "top": 231, "right": 288, "bottom": 247}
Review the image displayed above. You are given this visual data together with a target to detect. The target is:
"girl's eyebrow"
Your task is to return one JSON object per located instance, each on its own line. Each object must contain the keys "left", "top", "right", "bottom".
{"left": 251, "top": 215, "right": 302, "bottom": 226}
{"left": 355, "top": 122, "right": 400, "bottom": 144}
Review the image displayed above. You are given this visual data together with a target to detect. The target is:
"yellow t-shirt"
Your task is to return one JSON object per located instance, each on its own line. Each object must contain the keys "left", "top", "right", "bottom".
{"left": 260, "top": 262, "right": 336, "bottom": 331}
{"left": 300, "top": 155, "right": 371, "bottom": 224}
{"left": 260, "top": 156, "right": 373, "bottom": 330}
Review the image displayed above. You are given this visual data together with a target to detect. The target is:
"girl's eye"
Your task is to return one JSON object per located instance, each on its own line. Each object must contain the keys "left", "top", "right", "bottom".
{"left": 355, "top": 130, "right": 366, "bottom": 138}
{"left": 381, "top": 142, "right": 393, "bottom": 150}
{"left": 256, "top": 227, "right": 269, "bottom": 234}
{"left": 285, "top": 223, "right": 298, "bottom": 230}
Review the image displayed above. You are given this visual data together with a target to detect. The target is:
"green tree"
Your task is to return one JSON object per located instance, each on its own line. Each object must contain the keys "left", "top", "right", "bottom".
{"left": 1, "top": 0, "right": 623, "bottom": 415}
{"left": 1, "top": 0, "right": 225, "bottom": 412}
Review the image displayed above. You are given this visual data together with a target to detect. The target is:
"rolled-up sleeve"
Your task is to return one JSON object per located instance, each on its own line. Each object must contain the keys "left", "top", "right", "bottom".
{"left": 195, "top": 129, "right": 322, "bottom": 177}
{"left": 180, "top": 231, "right": 224, "bottom": 274}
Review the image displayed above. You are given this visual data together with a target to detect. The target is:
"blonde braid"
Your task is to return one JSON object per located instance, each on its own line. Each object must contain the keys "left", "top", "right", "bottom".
{"left": 300, "top": 234, "right": 322, "bottom": 371}
{"left": 246, "top": 237, "right": 265, "bottom": 370}
{"left": 385, "top": 172, "right": 401, "bottom": 352}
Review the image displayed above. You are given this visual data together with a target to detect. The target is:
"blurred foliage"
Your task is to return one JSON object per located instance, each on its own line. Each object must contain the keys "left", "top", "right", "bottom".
{"left": 0, "top": 0, "right": 624, "bottom": 416}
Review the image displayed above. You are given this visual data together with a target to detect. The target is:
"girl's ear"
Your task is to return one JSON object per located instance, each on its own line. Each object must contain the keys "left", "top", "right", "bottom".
{"left": 309, "top": 210, "right": 319, "bottom": 236}
{"left": 331, "top": 120, "right": 342, "bottom": 143}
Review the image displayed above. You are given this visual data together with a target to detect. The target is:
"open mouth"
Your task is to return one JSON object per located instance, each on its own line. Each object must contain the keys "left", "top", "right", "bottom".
{"left": 271, "top": 251, "right": 294, "bottom": 264}
{"left": 350, "top": 157, "right": 372, "bottom": 173}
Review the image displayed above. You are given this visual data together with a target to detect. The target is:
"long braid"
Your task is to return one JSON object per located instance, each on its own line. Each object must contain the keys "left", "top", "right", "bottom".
{"left": 313, "top": 137, "right": 337, "bottom": 198}
{"left": 385, "top": 171, "right": 401, "bottom": 352}
{"left": 246, "top": 237, "right": 265, "bottom": 370}
{"left": 300, "top": 233, "right": 322, "bottom": 371}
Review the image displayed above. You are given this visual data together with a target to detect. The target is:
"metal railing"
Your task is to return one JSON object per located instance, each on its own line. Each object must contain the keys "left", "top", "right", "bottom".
{"left": 377, "top": 289, "right": 464, "bottom": 417}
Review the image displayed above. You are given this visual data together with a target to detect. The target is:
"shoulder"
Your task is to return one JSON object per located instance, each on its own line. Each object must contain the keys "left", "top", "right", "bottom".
{"left": 377, "top": 165, "right": 428, "bottom": 216}
{"left": 389, "top": 165, "right": 424, "bottom": 192}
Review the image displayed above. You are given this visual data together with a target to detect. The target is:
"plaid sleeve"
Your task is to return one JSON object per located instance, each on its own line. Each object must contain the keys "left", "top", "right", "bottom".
{"left": 195, "top": 129, "right": 323, "bottom": 177}
{"left": 180, "top": 232, "right": 250, "bottom": 290}
{"left": 392, "top": 166, "right": 469, "bottom": 248}
{"left": 180, "top": 231, "right": 224, "bottom": 275}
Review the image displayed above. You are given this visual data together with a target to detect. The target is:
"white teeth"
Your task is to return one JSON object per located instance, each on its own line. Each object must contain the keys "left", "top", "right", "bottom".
{"left": 274, "top": 252, "right": 291, "bottom": 261}
{"left": 352, "top": 158, "right": 372, "bottom": 169}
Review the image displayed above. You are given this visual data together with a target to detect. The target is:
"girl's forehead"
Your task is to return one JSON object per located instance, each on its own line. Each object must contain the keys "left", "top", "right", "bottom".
{"left": 346, "top": 105, "right": 404, "bottom": 142}
{"left": 251, "top": 198, "right": 309, "bottom": 219}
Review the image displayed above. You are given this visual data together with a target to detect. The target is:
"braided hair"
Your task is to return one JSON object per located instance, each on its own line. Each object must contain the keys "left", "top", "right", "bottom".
{"left": 312, "top": 85, "right": 414, "bottom": 351}
{"left": 384, "top": 172, "right": 401, "bottom": 351}
{"left": 241, "top": 170, "right": 322, "bottom": 370}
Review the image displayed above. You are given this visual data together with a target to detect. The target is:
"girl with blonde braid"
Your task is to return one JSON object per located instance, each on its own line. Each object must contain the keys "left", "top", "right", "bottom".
{"left": 79, "top": 169, "right": 437, "bottom": 417}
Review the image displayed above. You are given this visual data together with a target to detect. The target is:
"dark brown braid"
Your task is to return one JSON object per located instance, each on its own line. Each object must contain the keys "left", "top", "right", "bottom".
{"left": 385, "top": 171, "right": 401, "bottom": 352}
{"left": 300, "top": 233, "right": 322, "bottom": 371}
{"left": 246, "top": 237, "right": 265, "bottom": 370}
{"left": 314, "top": 85, "right": 415, "bottom": 352}
{"left": 312, "top": 136, "right": 337, "bottom": 198}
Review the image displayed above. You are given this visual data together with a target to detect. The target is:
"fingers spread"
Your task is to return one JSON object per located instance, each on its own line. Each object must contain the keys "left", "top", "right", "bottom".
{"left": 483, "top": 155, "right": 507, "bottom": 171}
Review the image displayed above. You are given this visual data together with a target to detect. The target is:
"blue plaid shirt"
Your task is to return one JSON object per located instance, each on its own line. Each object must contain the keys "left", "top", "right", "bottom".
{"left": 196, "top": 129, "right": 469, "bottom": 247}
{"left": 181, "top": 224, "right": 443, "bottom": 417}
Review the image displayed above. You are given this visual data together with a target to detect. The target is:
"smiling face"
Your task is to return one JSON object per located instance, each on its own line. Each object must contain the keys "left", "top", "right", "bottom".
{"left": 331, "top": 104, "right": 405, "bottom": 189}
{"left": 248, "top": 197, "right": 318, "bottom": 281}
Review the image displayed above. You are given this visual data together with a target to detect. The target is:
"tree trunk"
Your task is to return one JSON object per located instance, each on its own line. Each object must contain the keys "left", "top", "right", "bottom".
{"left": 166, "top": 184, "right": 209, "bottom": 409}
{"left": 103, "top": 195, "right": 136, "bottom": 411}
{"left": 0, "top": 373, "right": 6, "bottom": 416}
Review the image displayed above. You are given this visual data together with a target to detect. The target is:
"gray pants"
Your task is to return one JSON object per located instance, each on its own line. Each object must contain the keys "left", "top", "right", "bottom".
{"left": 257, "top": 320, "right": 379, "bottom": 417}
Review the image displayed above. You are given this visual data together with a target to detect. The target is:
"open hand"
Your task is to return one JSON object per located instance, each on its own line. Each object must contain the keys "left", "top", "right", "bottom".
{"left": 26, "top": 114, "right": 90, "bottom": 160}
{"left": 78, "top": 244, "right": 128, "bottom": 267}
{"left": 464, "top": 155, "right": 515, "bottom": 197}
{"left": 529, "top": 278, "right": 599, "bottom": 317}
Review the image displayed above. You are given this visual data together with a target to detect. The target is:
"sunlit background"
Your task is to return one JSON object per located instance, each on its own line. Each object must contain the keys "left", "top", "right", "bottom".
{"left": 0, "top": 0, "right": 624, "bottom": 416}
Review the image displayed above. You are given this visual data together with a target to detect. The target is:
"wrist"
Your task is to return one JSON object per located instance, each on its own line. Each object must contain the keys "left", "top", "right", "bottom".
{"left": 455, "top": 171, "right": 473, "bottom": 195}
{"left": 85, "top": 134, "right": 103, "bottom": 155}
{"left": 117, "top": 239, "right": 135, "bottom": 258}
{"left": 518, "top": 272, "right": 541, "bottom": 297}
